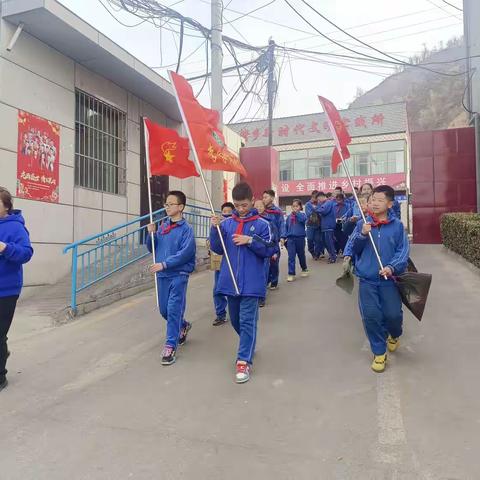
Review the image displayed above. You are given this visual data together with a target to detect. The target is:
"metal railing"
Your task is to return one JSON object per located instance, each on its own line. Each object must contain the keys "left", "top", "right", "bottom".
{"left": 63, "top": 204, "right": 214, "bottom": 314}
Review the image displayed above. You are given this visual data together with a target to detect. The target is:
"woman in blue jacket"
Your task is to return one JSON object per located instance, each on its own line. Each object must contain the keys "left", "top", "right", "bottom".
{"left": 0, "top": 187, "right": 33, "bottom": 391}
{"left": 283, "top": 199, "right": 309, "bottom": 282}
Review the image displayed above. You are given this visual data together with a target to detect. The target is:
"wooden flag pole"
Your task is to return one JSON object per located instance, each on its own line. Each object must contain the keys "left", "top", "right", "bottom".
{"left": 142, "top": 117, "right": 160, "bottom": 308}
{"left": 168, "top": 71, "right": 240, "bottom": 295}
{"left": 320, "top": 105, "right": 386, "bottom": 276}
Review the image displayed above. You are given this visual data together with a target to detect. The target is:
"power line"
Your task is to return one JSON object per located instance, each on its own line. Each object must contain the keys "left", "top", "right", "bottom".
{"left": 441, "top": 0, "right": 462, "bottom": 10}
{"left": 223, "top": 0, "right": 277, "bottom": 25}
{"left": 293, "top": 0, "right": 463, "bottom": 77}
{"left": 425, "top": 0, "right": 462, "bottom": 20}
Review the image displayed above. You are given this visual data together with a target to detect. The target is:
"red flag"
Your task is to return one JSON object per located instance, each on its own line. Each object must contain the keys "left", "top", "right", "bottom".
{"left": 143, "top": 118, "right": 198, "bottom": 179}
{"left": 169, "top": 71, "right": 248, "bottom": 177}
{"left": 318, "top": 96, "right": 352, "bottom": 174}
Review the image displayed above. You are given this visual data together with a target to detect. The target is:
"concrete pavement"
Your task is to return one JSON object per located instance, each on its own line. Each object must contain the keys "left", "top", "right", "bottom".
{"left": 1, "top": 245, "right": 479, "bottom": 479}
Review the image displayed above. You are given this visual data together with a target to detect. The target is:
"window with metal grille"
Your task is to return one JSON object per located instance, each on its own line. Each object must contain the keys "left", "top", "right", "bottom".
{"left": 75, "top": 90, "right": 127, "bottom": 195}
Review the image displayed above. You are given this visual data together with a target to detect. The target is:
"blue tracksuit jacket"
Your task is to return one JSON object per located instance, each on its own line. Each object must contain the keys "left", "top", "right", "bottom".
{"left": 263, "top": 204, "right": 286, "bottom": 241}
{"left": 146, "top": 217, "right": 196, "bottom": 277}
{"left": 284, "top": 212, "right": 307, "bottom": 238}
{"left": 0, "top": 210, "right": 34, "bottom": 297}
{"left": 350, "top": 212, "right": 409, "bottom": 284}
{"left": 334, "top": 201, "right": 349, "bottom": 221}
{"left": 209, "top": 209, "right": 275, "bottom": 298}
{"left": 317, "top": 199, "right": 337, "bottom": 231}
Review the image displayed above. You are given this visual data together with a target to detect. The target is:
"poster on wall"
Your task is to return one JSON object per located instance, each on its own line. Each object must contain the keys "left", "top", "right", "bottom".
{"left": 16, "top": 110, "right": 60, "bottom": 203}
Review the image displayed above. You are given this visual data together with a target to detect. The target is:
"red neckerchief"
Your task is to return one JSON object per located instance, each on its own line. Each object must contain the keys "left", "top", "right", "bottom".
{"left": 290, "top": 212, "right": 297, "bottom": 225}
{"left": 232, "top": 214, "right": 260, "bottom": 235}
{"left": 265, "top": 208, "right": 282, "bottom": 215}
{"left": 369, "top": 213, "right": 390, "bottom": 228}
{"left": 160, "top": 220, "right": 180, "bottom": 235}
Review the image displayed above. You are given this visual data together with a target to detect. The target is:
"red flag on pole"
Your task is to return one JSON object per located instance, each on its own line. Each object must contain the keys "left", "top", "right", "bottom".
{"left": 143, "top": 118, "right": 198, "bottom": 179}
{"left": 169, "top": 71, "right": 248, "bottom": 177}
{"left": 318, "top": 96, "right": 352, "bottom": 174}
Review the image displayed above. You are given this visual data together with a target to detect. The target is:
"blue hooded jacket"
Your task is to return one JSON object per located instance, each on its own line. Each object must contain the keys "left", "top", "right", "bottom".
{"left": 263, "top": 204, "right": 286, "bottom": 242}
{"left": 317, "top": 199, "right": 337, "bottom": 231}
{"left": 0, "top": 210, "right": 34, "bottom": 297}
{"left": 284, "top": 212, "right": 307, "bottom": 238}
{"left": 210, "top": 208, "right": 275, "bottom": 298}
{"left": 146, "top": 217, "right": 196, "bottom": 278}
{"left": 350, "top": 212, "right": 409, "bottom": 285}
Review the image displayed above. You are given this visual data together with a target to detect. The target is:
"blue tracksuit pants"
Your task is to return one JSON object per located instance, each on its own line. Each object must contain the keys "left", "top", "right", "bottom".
{"left": 213, "top": 270, "right": 227, "bottom": 319}
{"left": 358, "top": 280, "right": 403, "bottom": 355}
{"left": 157, "top": 275, "right": 189, "bottom": 349}
{"left": 227, "top": 296, "right": 259, "bottom": 364}
{"left": 322, "top": 230, "right": 337, "bottom": 262}
{"left": 287, "top": 236, "right": 307, "bottom": 275}
{"left": 268, "top": 247, "right": 280, "bottom": 287}
{"left": 334, "top": 224, "right": 348, "bottom": 254}
{"left": 306, "top": 226, "right": 324, "bottom": 258}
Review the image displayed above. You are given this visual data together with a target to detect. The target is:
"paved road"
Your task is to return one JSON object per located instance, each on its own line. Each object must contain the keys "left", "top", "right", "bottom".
{"left": 1, "top": 245, "right": 479, "bottom": 479}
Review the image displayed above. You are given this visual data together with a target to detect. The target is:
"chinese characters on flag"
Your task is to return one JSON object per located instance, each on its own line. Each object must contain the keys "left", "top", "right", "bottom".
{"left": 17, "top": 110, "right": 60, "bottom": 203}
{"left": 169, "top": 71, "right": 247, "bottom": 177}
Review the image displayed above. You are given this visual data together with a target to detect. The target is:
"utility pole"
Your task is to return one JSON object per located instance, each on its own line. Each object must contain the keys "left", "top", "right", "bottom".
{"left": 211, "top": 0, "right": 224, "bottom": 206}
{"left": 267, "top": 39, "right": 276, "bottom": 147}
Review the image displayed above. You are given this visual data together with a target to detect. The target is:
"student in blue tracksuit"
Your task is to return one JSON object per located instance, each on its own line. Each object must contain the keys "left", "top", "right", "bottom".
{"left": 349, "top": 185, "right": 409, "bottom": 373}
{"left": 210, "top": 202, "right": 234, "bottom": 326}
{"left": 333, "top": 193, "right": 349, "bottom": 255}
{"left": 283, "top": 199, "right": 308, "bottom": 282}
{"left": 254, "top": 199, "right": 271, "bottom": 308}
{"left": 210, "top": 183, "right": 274, "bottom": 384}
{"left": 147, "top": 191, "right": 196, "bottom": 366}
{"left": 262, "top": 189, "right": 285, "bottom": 289}
{"left": 304, "top": 190, "right": 324, "bottom": 260}
{"left": 392, "top": 199, "right": 401, "bottom": 219}
{"left": 0, "top": 187, "right": 33, "bottom": 392}
{"left": 317, "top": 192, "right": 337, "bottom": 263}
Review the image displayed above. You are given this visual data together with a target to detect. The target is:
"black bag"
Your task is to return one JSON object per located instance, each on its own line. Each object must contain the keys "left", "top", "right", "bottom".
{"left": 394, "top": 272, "right": 432, "bottom": 322}
{"left": 307, "top": 211, "right": 321, "bottom": 227}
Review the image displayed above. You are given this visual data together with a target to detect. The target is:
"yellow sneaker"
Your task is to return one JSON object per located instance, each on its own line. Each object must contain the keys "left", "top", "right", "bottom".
{"left": 387, "top": 335, "right": 399, "bottom": 352}
{"left": 287, "top": 275, "right": 295, "bottom": 282}
{"left": 371, "top": 354, "right": 387, "bottom": 373}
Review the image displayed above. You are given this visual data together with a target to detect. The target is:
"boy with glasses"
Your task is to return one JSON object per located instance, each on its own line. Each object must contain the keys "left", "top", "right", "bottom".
{"left": 147, "top": 191, "right": 196, "bottom": 366}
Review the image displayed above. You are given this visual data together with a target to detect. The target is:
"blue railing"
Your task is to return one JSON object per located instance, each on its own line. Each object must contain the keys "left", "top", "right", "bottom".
{"left": 63, "top": 204, "right": 214, "bottom": 314}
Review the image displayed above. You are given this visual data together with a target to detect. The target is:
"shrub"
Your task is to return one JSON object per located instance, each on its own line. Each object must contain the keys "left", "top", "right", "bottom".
{"left": 440, "top": 213, "right": 480, "bottom": 269}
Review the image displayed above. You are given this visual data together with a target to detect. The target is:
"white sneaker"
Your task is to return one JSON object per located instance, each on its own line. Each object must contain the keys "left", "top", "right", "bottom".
{"left": 300, "top": 270, "right": 309, "bottom": 277}
{"left": 235, "top": 361, "right": 250, "bottom": 383}
{"left": 287, "top": 275, "right": 295, "bottom": 282}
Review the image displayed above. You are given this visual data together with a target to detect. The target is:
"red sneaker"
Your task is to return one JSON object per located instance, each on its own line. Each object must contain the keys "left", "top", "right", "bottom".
{"left": 235, "top": 361, "right": 251, "bottom": 384}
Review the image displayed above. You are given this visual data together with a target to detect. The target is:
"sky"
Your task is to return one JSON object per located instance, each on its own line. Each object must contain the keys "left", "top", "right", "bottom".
{"left": 58, "top": 0, "right": 464, "bottom": 121}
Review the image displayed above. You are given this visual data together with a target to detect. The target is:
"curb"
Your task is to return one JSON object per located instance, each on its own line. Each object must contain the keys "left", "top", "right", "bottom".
{"left": 441, "top": 246, "right": 480, "bottom": 276}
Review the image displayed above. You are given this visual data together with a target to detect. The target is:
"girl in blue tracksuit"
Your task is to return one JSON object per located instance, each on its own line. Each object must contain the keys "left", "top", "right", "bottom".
{"left": 350, "top": 185, "right": 409, "bottom": 373}
{"left": 283, "top": 199, "right": 308, "bottom": 281}
{"left": 317, "top": 192, "right": 337, "bottom": 263}
{"left": 147, "top": 191, "right": 196, "bottom": 366}
{"left": 334, "top": 194, "right": 349, "bottom": 255}
{"left": 210, "top": 183, "right": 275, "bottom": 384}
{"left": 0, "top": 187, "right": 33, "bottom": 391}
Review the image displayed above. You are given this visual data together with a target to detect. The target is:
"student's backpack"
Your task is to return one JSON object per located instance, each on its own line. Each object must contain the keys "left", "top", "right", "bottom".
{"left": 307, "top": 211, "right": 321, "bottom": 227}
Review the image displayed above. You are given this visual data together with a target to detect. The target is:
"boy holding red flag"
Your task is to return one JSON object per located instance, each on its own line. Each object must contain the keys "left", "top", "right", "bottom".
{"left": 210, "top": 183, "right": 274, "bottom": 383}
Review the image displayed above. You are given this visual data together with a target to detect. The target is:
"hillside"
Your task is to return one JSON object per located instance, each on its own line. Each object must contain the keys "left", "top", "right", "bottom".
{"left": 350, "top": 42, "right": 469, "bottom": 131}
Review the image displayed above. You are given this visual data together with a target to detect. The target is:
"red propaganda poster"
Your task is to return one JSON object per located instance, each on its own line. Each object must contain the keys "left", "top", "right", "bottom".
{"left": 16, "top": 110, "right": 60, "bottom": 203}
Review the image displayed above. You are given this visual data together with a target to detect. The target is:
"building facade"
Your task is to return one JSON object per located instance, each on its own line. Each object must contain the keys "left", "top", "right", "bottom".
{"left": 0, "top": 0, "right": 238, "bottom": 289}
{"left": 230, "top": 102, "right": 410, "bottom": 219}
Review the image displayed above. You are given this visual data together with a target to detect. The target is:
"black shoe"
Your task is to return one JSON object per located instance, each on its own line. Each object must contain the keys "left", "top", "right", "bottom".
{"left": 0, "top": 376, "right": 7, "bottom": 392}
{"left": 213, "top": 317, "right": 227, "bottom": 326}
{"left": 178, "top": 322, "right": 192, "bottom": 346}
{"left": 161, "top": 346, "right": 176, "bottom": 365}
{"left": 259, "top": 299, "right": 266, "bottom": 308}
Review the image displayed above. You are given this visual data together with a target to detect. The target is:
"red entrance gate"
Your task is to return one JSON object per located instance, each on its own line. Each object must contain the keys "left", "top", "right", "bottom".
{"left": 411, "top": 127, "right": 477, "bottom": 243}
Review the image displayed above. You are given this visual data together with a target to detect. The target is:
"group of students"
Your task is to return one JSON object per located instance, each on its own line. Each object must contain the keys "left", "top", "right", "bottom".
{"left": 0, "top": 179, "right": 410, "bottom": 393}
{"left": 145, "top": 179, "right": 409, "bottom": 384}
